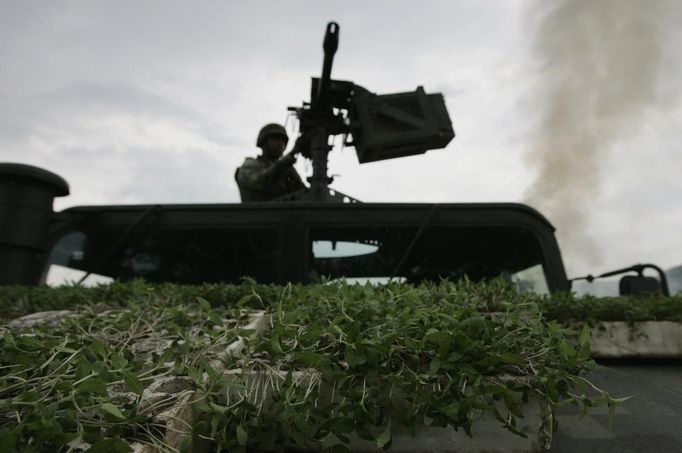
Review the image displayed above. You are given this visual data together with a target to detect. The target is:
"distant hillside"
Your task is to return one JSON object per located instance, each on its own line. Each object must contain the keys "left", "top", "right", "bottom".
{"left": 668, "top": 265, "right": 682, "bottom": 295}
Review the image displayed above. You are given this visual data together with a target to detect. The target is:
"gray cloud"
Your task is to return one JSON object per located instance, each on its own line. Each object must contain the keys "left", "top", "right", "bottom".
{"left": 2, "top": 81, "right": 236, "bottom": 144}
{"left": 113, "top": 146, "right": 238, "bottom": 204}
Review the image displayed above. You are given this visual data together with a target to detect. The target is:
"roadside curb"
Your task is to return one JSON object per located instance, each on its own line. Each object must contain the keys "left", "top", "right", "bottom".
{"left": 590, "top": 321, "right": 682, "bottom": 358}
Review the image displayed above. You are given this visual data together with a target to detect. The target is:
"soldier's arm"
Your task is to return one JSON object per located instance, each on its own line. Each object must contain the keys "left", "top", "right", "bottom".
{"left": 266, "top": 151, "right": 299, "bottom": 182}
{"left": 235, "top": 159, "right": 267, "bottom": 190}
{"left": 289, "top": 166, "right": 307, "bottom": 190}
{"left": 236, "top": 154, "right": 297, "bottom": 190}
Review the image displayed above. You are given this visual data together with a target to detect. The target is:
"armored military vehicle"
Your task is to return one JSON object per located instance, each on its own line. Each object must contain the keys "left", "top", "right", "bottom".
{"left": 0, "top": 23, "right": 668, "bottom": 298}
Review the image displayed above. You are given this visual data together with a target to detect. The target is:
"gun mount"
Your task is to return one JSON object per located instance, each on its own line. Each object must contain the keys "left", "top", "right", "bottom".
{"left": 283, "top": 22, "right": 455, "bottom": 202}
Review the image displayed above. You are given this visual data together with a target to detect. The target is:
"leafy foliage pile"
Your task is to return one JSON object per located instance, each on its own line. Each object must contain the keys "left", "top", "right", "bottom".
{"left": 208, "top": 280, "right": 617, "bottom": 451}
{"left": 0, "top": 280, "right": 631, "bottom": 452}
{"left": 1, "top": 279, "right": 680, "bottom": 325}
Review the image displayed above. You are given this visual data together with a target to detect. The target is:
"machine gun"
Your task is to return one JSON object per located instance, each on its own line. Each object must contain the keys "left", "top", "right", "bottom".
{"left": 281, "top": 22, "right": 455, "bottom": 202}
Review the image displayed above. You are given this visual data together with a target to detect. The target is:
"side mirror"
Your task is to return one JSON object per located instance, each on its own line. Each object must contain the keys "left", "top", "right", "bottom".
{"left": 619, "top": 275, "right": 663, "bottom": 297}
{"left": 571, "top": 263, "right": 671, "bottom": 297}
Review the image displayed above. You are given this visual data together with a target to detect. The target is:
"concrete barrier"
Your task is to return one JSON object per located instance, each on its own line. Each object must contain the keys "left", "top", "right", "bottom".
{"left": 590, "top": 321, "right": 682, "bottom": 358}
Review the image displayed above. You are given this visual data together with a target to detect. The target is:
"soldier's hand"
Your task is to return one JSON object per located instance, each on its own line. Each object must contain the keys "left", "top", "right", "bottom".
{"left": 281, "top": 151, "right": 298, "bottom": 166}
{"left": 293, "top": 134, "right": 311, "bottom": 159}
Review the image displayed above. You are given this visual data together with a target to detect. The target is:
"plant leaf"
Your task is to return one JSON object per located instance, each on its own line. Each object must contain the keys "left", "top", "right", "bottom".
{"left": 376, "top": 428, "right": 392, "bottom": 449}
{"left": 120, "top": 371, "right": 144, "bottom": 396}
{"left": 76, "top": 378, "right": 108, "bottom": 396}
{"left": 196, "top": 297, "right": 211, "bottom": 312}
{"left": 85, "top": 438, "right": 133, "bottom": 453}
{"left": 100, "top": 403, "right": 126, "bottom": 421}
{"left": 236, "top": 423, "right": 248, "bottom": 446}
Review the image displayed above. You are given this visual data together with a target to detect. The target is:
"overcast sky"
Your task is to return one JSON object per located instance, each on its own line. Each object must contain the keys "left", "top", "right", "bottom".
{"left": 1, "top": 0, "right": 680, "bottom": 277}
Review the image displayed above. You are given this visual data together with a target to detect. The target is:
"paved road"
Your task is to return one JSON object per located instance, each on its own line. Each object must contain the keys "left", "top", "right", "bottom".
{"left": 548, "top": 360, "right": 682, "bottom": 452}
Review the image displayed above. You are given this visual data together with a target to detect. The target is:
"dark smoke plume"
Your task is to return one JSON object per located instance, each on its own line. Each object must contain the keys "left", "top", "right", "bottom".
{"left": 524, "top": 0, "right": 670, "bottom": 270}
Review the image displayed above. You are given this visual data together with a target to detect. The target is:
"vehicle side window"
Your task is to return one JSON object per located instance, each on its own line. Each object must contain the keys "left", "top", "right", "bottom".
{"left": 309, "top": 226, "right": 550, "bottom": 293}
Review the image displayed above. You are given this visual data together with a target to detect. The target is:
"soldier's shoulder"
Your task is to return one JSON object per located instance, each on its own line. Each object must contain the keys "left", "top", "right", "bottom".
{"left": 239, "top": 157, "right": 263, "bottom": 169}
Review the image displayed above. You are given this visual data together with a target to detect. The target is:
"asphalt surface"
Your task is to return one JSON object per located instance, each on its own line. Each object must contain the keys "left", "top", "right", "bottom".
{"left": 548, "top": 360, "right": 682, "bottom": 452}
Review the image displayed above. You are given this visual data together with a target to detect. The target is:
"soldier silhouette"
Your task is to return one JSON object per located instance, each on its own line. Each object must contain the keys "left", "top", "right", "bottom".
{"left": 235, "top": 123, "right": 308, "bottom": 202}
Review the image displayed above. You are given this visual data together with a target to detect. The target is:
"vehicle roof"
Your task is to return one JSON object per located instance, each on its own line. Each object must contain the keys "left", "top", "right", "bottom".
{"left": 57, "top": 202, "right": 556, "bottom": 230}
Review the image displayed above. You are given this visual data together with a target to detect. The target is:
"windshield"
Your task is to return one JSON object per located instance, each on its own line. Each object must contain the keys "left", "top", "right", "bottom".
{"left": 43, "top": 228, "right": 279, "bottom": 285}
{"left": 44, "top": 224, "right": 550, "bottom": 294}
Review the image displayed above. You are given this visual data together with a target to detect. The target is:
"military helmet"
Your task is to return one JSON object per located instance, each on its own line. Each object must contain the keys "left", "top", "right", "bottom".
{"left": 256, "top": 123, "right": 289, "bottom": 148}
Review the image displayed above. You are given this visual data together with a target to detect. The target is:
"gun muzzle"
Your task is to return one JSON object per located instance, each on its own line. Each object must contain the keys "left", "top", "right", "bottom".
{"left": 317, "top": 21, "right": 339, "bottom": 107}
{"left": 323, "top": 22, "right": 339, "bottom": 55}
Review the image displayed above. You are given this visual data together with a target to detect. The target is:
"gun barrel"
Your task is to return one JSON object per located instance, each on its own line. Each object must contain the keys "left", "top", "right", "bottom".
{"left": 316, "top": 21, "right": 339, "bottom": 108}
